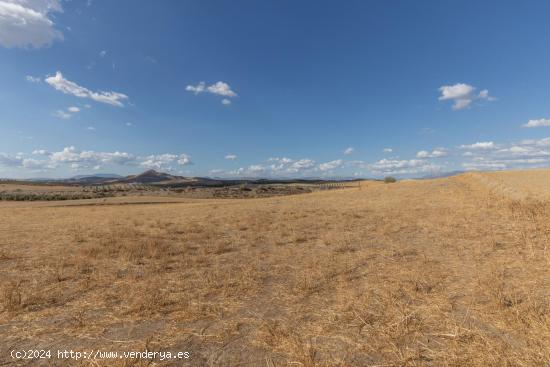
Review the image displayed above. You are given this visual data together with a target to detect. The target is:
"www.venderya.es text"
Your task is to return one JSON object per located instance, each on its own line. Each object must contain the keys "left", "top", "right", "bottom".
{"left": 10, "top": 349, "right": 190, "bottom": 361}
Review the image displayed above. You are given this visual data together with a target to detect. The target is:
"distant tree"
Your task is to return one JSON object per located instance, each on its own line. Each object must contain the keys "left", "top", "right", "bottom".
{"left": 384, "top": 176, "right": 397, "bottom": 183}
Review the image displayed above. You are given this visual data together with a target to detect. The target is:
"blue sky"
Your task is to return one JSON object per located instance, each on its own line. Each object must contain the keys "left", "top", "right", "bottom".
{"left": 1, "top": 0, "right": 550, "bottom": 178}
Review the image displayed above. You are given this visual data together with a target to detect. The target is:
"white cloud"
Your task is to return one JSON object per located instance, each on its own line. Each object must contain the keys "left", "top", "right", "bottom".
{"left": 0, "top": 152, "right": 53, "bottom": 170}
{"left": 461, "top": 161, "right": 507, "bottom": 170}
{"left": 438, "top": 83, "right": 495, "bottom": 110}
{"left": 186, "top": 81, "right": 237, "bottom": 103}
{"left": 343, "top": 147, "right": 354, "bottom": 155}
{"left": 86, "top": 126, "right": 95, "bottom": 131}
{"left": 0, "top": 0, "right": 63, "bottom": 48}
{"left": 51, "top": 146, "right": 136, "bottom": 167}
{"left": 53, "top": 106, "right": 80, "bottom": 119}
{"left": 218, "top": 157, "right": 319, "bottom": 178}
{"left": 268, "top": 157, "right": 316, "bottom": 174}
{"left": 99, "top": 50, "right": 107, "bottom": 58}
{"left": 288, "top": 159, "right": 315, "bottom": 173}
{"left": 22, "top": 158, "right": 47, "bottom": 169}
{"left": 206, "top": 81, "right": 237, "bottom": 97}
{"left": 370, "top": 158, "right": 442, "bottom": 175}
{"left": 177, "top": 154, "right": 192, "bottom": 166}
{"left": 53, "top": 109, "right": 72, "bottom": 120}
{"left": 225, "top": 154, "right": 237, "bottom": 161}
{"left": 125, "top": 122, "right": 133, "bottom": 126}
{"left": 248, "top": 164, "right": 265, "bottom": 173}
{"left": 185, "top": 82, "right": 205, "bottom": 94}
{"left": 2, "top": 147, "right": 193, "bottom": 173}
{"left": 522, "top": 118, "right": 550, "bottom": 128}
{"left": 461, "top": 155, "right": 550, "bottom": 171}
{"left": 459, "top": 141, "right": 496, "bottom": 150}
{"left": 25, "top": 75, "right": 41, "bottom": 83}
{"left": 416, "top": 148, "right": 448, "bottom": 158}
{"left": 383, "top": 148, "right": 393, "bottom": 153}
{"left": 45, "top": 71, "right": 129, "bottom": 107}
{"left": 140, "top": 153, "right": 177, "bottom": 170}
{"left": 269, "top": 157, "right": 293, "bottom": 164}
{"left": 229, "top": 165, "right": 266, "bottom": 177}
{"left": 318, "top": 159, "right": 343, "bottom": 171}
{"left": 460, "top": 137, "right": 550, "bottom": 171}
{"left": 0, "top": 152, "right": 23, "bottom": 167}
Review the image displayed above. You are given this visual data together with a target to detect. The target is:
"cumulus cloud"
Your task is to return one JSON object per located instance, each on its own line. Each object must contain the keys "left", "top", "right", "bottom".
{"left": 383, "top": 148, "right": 393, "bottom": 153}
{"left": 0, "top": 0, "right": 63, "bottom": 48}
{"left": 22, "top": 158, "right": 49, "bottom": 169}
{"left": 186, "top": 81, "right": 237, "bottom": 104}
{"left": 217, "top": 157, "right": 319, "bottom": 178}
{"left": 1, "top": 147, "right": 191, "bottom": 173}
{"left": 289, "top": 159, "right": 316, "bottom": 172}
{"left": 0, "top": 152, "right": 23, "bottom": 167}
{"left": 438, "top": 83, "right": 495, "bottom": 110}
{"left": 45, "top": 71, "right": 129, "bottom": 107}
{"left": 206, "top": 81, "right": 237, "bottom": 97}
{"left": 177, "top": 154, "right": 192, "bottom": 166}
{"left": 225, "top": 154, "right": 237, "bottom": 161}
{"left": 459, "top": 141, "right": 496, "bottom": 150}
{"left": 460, "top": 137, "right": 550, "bottom": 171}
{"left": 268, "top": 157, "right": 316, "bottom": 174}
{"left": 140, "top": 154, "right": 177, "bottom": 170}
{"left": 185, "top": 82, "right": 205, "bottom": 94}
{"left": 247, "top": 165, "right": 265, "bottom": 173}
{"left": 461, "top": 161, "right": 507, "bottom": 170}
{"left": 343, "top": 147, "right": 354, "bottom": 155}
{"left": 318, "top": 159, "right": 344, "bottom": 171}
{"left": 416, "top": 148, "right": 448, "bottom": 158}
{"left": 0, "top": 152, "right": 53, "bottom": 170}
{"left": 51, "top": 146, "right": 135, "bottom": 167}
{"left": 227, "top": 165, "right": 266, "bottom": 177}
{"left": 522, "top": 118, "right": 550, "bottom": 128}
{"left": 370, "top": 158, "right": 442, "bottom": 175}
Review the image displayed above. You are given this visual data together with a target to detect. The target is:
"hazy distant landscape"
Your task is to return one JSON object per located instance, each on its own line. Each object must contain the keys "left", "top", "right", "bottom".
{"left": 0, "top": 169, "right": 360, "bottom": 201}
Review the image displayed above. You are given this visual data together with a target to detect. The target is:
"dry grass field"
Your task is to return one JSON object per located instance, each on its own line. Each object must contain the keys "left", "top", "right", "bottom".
{"left": 0, "top": 183, "right": 82, "bottom": 193}
{"left": 1, "top": 170, "right": 549, "bottom": 366}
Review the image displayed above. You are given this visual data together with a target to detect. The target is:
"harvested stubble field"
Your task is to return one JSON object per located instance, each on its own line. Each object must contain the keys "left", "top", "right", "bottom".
{"left": 0, "top": 182, "right": 318, "bottom": 201}
{"left": 0, "top": 170, "right": 549, "bottom": 366}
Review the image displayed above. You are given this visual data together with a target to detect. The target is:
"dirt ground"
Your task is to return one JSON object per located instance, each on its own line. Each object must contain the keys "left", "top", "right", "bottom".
{"left": 0, "top": 171, "right": 549, "bottom": 366}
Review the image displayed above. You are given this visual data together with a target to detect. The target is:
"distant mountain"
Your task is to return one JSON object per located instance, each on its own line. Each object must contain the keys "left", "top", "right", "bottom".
{"left": 13, "top": 169, "right": 363, "bottom": 187}
{"left": 70, "top": 173, "right": 123, "bottom": 180}
{"left": 116, "top": 169, "right": 181, "bottom": 183}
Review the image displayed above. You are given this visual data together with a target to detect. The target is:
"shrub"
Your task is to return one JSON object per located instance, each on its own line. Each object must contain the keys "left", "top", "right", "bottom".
{"left": 384, "top": 176, "right": 397, "bottom": 184}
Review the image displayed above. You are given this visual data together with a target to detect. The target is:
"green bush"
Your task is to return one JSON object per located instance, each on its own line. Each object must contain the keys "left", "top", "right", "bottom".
{"left": 384, "top": 176, "right": 397, "bottom": 184}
